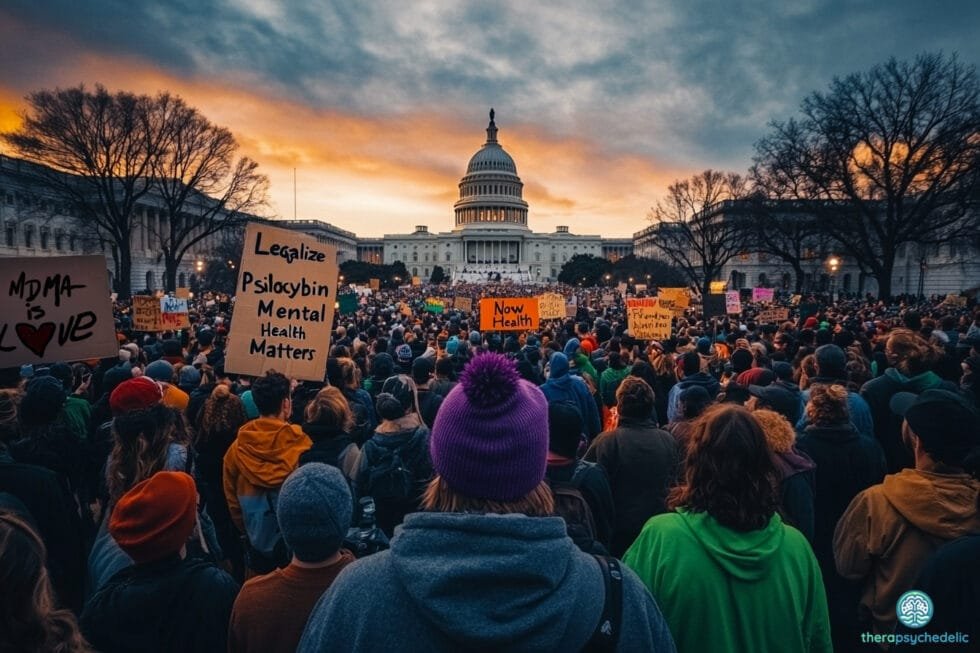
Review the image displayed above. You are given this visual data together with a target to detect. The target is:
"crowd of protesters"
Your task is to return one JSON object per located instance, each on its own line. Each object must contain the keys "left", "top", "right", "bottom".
{"left": 1, "top": 279, "right": 979, "bottom": 652}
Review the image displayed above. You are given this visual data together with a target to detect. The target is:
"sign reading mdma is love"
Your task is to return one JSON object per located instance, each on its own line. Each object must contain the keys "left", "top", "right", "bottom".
{"left": 225, "top": 222, "right": 339, "bottom": 382}
{"left": 0, "top": 255, "right": 117, "bottom": 366}
{"left": 480, "top": 297, "right": 539, "bottom": 331}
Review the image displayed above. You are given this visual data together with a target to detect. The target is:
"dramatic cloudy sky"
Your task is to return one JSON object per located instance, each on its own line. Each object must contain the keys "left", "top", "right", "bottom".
{"left": 1, "top": 1, "right": 978, "bottom": 237}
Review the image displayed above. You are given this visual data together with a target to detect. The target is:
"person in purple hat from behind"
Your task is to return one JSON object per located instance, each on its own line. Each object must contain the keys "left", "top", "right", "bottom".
{"left": 298, "top": 353, "right": 677, "bottom": 653}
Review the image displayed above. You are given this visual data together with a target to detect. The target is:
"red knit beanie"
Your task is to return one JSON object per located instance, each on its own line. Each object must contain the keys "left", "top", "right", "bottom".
{"left": 110, "top": 471, "right": 197, "bottom": 563}
{"left": 803, "top": 316, "right": 819, "bottom": 329}
{"left": 110, "top": 376, "right": 163, "bottom": 415}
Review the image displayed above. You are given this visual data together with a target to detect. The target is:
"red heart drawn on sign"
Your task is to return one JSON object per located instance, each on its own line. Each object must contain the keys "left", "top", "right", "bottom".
{"left": 15, "top": 322, "right": 56, "bottom": 358}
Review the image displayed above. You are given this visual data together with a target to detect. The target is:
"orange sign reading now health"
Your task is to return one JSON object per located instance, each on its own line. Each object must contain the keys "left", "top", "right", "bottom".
{"left": 479, "top": 297, "right": 539, "bottom": 331}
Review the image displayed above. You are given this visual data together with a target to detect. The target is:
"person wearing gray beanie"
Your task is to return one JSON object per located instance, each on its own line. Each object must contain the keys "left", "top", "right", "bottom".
{"left": 228, "top": 463, "right": 355, "bottom": 653}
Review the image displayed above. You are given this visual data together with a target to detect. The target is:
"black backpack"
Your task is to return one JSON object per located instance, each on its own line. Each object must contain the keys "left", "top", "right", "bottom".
{"left": 362, "top": 434, "right": 424, "bottom": 502}
{"left": 549, "top": 462, "right": 607, "bottom": 555}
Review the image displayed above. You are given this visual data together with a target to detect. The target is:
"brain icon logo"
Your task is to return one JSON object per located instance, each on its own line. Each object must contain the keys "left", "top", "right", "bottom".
{"left": 896, "top": 590, "right": 933, "bottom": 629}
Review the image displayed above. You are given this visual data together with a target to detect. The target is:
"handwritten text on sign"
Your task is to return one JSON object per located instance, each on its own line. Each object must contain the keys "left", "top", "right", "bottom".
{"left": 132, "top": 296, "right": 162, "bottom": 331}
{"left": 537, "top": 293, "right": 566, "bottom": 320}
{"left": 752, "top": 287, "right": 774, "bottom": 303}
{"left": 756, "top": 307, "right": 790, "bottom": 323}
{"left": 726, "top": 291, "right": 742, "bottom": 315}
{"left": 0, "top": 255, "right": 117, "bottom": 366}
{"left": 626, "top": 298, "right": 672, "bottom": 340}
{"left": 160, "top": 296, "right": 190, "bottom": 329}
{"left": 480, "top": 297, "right": 539, "bottom": 331}
{"left": 225, "top": 222, "right": 339, "bottom": 382}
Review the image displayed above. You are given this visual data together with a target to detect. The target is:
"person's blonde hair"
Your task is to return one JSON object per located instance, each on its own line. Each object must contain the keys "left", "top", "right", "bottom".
{"left": 752, "top": 409, "right": 796, "bottom": 454}
{"left": 304, "top": 386, "right": 354, "bottom": 432}
{"left": 885, "top": 328, "right": 944, "bottom": 376}
{"left": 806, "top": 383, "right": 849, "bottom": 426}
{"left": 421, "top": 477, "right": 554, "bottom": 517}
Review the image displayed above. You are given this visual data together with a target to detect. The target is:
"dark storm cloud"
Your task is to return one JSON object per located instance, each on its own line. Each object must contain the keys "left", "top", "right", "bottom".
{"left": 3, "top": 0, "right": 979, "bottom": 172}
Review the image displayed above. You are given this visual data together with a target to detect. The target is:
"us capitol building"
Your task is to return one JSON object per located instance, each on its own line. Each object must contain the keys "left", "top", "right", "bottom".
{"left": 373, "top": 109, "right": 632, "bottom": 283}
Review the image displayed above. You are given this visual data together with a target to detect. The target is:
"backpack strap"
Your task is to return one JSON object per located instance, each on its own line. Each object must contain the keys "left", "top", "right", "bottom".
{"left": 583, "top": 555, "right": 623, "bottom": 653}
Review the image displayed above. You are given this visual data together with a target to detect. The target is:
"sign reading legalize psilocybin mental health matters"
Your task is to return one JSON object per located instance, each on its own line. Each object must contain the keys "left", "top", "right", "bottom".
{"left": 225, "top": 222, "right": 339, "bottom": 382}
{"left": 1, "top": 255, "right": 117, "bottom": 366}
{"left": 479, "top": 297, "right": 539, "bottom": 331}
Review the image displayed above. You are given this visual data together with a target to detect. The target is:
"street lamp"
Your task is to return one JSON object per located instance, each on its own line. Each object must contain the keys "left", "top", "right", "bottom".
{"left": 826, "top": 255, "right": 840, "bottom": 301}
{"left": 604, "top": 273, "right": 611, "bottom": 286}
{"left": 195, "top": 259, "right": 204, "bottom": 273}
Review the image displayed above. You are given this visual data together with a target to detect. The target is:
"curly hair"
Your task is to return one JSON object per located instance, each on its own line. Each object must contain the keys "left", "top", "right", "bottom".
{"left": 806, "top": 383, "right": 850, "bottom": 427}
{"left": 616, "top": 376, "right": 655, "bottom": 420}
{"left": 667, "top": 404, "right": 779, "bottom": 531}
{"left": 752, "top": 409, "right": 796, "bottom": 454}
{"left": 0, "top": 512, "right": 88, "bottom": 653}
{"left": 198, "top": 384, "right": 247, "bottom": 446}
{"left": 886, "top": 328, "right": 944, "bottom": 376}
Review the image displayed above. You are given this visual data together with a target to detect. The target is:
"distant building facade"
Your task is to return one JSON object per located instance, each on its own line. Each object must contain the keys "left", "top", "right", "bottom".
{"left": 634, "top": 199, "right": 980, "bottom": 296}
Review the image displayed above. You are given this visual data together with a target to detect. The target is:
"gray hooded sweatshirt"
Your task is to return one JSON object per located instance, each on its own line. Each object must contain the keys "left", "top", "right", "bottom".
{"left": 298, "top": 511, "right": 676, "bottom": 652}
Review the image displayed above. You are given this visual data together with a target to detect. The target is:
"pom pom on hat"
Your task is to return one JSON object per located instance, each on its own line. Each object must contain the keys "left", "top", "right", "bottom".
{"left": 430, "top": 353, "right": 549, "bottom": 502}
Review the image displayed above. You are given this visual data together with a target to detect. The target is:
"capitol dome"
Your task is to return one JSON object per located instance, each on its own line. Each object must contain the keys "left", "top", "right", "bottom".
{"left": 454, "top": 108, "right": 529, "bottom": 230}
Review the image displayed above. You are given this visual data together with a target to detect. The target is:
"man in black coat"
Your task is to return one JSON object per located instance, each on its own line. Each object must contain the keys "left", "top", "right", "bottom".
{"left": 81, "top": 471, "right": 239, "bottom": 652}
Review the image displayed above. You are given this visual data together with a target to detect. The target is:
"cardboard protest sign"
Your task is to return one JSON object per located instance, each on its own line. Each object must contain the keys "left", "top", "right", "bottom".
{"left": 411, "top": 276, "right": 421, "bottom": 286}
{"left": 703, "top": 295, "right": 727, "bottom": 318}
{"left": 537, "top": 293, "right": 566, "bottom": 320}
{"left": 425, "top": 298, "right": 446, "bottom": 313}
{"left": 659, "top": 287, "right": 690, "bottom": 309}
{"left": 160, "top": 296, "right": 190, "bottom": 329}
{"left": 634, "top": 284, "right": 647, "bottom": 293}
{"left": 369, "top": 278, "right": 381, "bottom": 291}
{"left": 752, "top": 287, "right": 774, "bottom": 303}
{"left": 757, "top": 307, "right": 790, "bottom": 324}
{"left": 225, "top": 222, "right": 339, "bottom": 382}
{"left": 175, "top": 287, "right": 190, "bottom": 299}
{"left": 790, "top": 294, "right": 802, "bottom": 305}
{"left": 725, "top": 291, "right": 742, "bottom": 315}
{"left": 709, "top": 280, "right": 727, "bottom": 294}
{"left": 0, "top": 255, "right": 117, "bottom": 366}
{"left": 626, "top": 298, "right": 672, "bottom": 340}
{"left": 452, "top": 296, "right": 472, "bottom": 314}
{"left": 945, "top": 294, "right": 967, "bottom": 307}
{"left": 132, "top": 296, "right": 163, "bottom": 331}
{"left": 480, "top": 298, "right": 539, "bottom": 331}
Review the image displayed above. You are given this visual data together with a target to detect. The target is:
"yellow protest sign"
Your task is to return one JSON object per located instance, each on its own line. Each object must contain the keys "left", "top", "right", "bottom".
{"left": 175, "top": 287, "right": 191, "bottom": 299}
{"left": 659, "top": 287, "right": 690, "bottom": 308}
{"left": 709, "top": 281, "right": 727, "bottom": 294}
{"left": 626, "top": 298, "right": 672, "bottom": 340}
{"left": 480, "top": 297, "right": 539, "bottom": 331}
{"left": 537, "top": 293, "right": 566, "bottom": 320}
{"left": 132, "top": 295, "right": 163, "bottom": 331}
{"left": 453, "top": 296, "right": 473, "bottom": 314}
{"left": 225, "top": 222, "right": 339, "bottom": 382}
{"left": 369, "top": 278, "right": 380, "bottom": 291}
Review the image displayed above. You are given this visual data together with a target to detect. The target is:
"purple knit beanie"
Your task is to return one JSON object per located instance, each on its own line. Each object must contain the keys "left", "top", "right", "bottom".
{"left": 430, "top": 352, "right": 549, "bottom": 502}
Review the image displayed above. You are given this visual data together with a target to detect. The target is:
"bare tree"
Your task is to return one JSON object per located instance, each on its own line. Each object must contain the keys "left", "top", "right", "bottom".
{"left": 647, "top": 169, "right": 749, "bottom": 295}
{"left": 753, "top": 52, "right": 980, "bottom": 298}
{"left": 3, "top": 85, "right": 162, "bottom": 298}
{"left": 147, "top": 95, "right": 268, "bottom": 291}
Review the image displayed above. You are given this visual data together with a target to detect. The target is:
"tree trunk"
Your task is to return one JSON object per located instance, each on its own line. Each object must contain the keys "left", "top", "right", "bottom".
{"left": 793, "top": 264, "right": 805, "bottom": 293}
{"left": 116, "top": 245, "right": 133, "bottom": 300}
{"left": 875, "top": 260, "right": 894, "bottom": 300}
{"left": 164, "top": 255, "right": 179, "bottom": 293}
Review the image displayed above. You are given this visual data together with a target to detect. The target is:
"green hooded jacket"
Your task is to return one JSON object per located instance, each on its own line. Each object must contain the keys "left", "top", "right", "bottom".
{"left": 624, "top": 509, "right": 832, "bottom": 653}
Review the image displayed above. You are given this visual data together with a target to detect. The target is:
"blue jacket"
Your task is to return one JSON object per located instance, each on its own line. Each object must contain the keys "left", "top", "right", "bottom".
{"left": 298, "top": 511, "right": 676, "bottom": 653}
{"left": 541, "top": 353, "right": 601, "bottom": 437}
